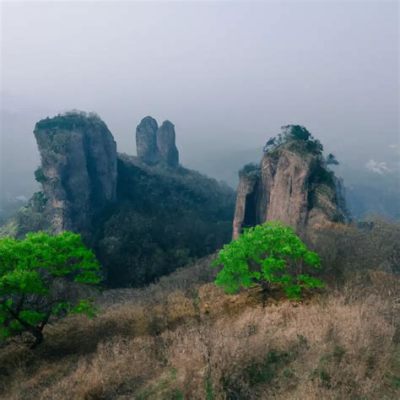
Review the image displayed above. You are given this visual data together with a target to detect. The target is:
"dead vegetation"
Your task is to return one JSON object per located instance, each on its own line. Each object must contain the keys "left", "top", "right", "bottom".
{"left": 1, "top": 267, "right": 399, "bottom": 399}
{"left": 1, "top": 220, "right": 399, "bottom": 399}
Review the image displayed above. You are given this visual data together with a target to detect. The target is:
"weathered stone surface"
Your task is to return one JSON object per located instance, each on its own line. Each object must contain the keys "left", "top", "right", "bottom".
{"left": 232, "top": 165, "right": 260, "bottom": 239}
{"left": 259, "top": 149, "right": 311, "bottom": 229}
{"left": 232, "top": 125, "right": 348, "bottom": 238}
{"left": 136, "top": 116, "right": 159, "bottom": 165}
{"left": 156, "top": 120, "right": 179, "bottom": 167}
{"left": 34, "top": 112, "right": 117, "bottom": 233}
{"left": 135, "top": 117, "right": 179, "bottom": 168}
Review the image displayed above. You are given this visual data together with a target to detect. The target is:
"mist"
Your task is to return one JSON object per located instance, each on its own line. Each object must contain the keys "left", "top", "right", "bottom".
{"left": 1, "top": 0, "right": 399, "bottom": 199}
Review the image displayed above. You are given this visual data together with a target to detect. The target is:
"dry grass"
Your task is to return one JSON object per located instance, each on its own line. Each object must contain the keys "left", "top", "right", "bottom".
{"left": 1, "top": 260, "right": 399, "bottom": 400}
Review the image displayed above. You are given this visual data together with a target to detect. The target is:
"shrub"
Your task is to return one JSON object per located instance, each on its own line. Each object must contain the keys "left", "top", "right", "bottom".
{"left": 0, "top": 231, "right": 101, "bottom": 347}
{"left": 213, "top": 221, "right": 324, "bottom": 299}
{"left": 239, "top": 163, "right": 261, "bottom": 178}
{"left": 326, "top": 153, "right": 339, "bottom": 166}
{"left": 34, "top": 167, "right": 46, "bottom": 183}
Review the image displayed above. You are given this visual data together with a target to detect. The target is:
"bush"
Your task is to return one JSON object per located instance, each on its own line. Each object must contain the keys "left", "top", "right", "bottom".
{"left": 309, "top": 217, "right": 400, "bottom": 283}
{"left": 34, "top": 167, "right": 47, "bottom": 183}
{"left": 213, "top": 221, "right": 324, "bottom": 299}
{"left": 239, "top": 163, "right": 261, "bottom": 178}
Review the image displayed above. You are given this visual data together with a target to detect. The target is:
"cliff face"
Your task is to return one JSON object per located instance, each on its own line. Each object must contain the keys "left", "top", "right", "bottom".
{"left": 136, "top": 116, "right": 179, "bottom": 167}
{"left": 233, "top": 125, "right": 348, "bottom": 238}
{"left": 156, "top": 121, "right": 179, "bottom": 167}
{"left": 136, "top": 116, "right": 159, "bottom": 165}
{"left": 34, "top": 112, "right": 117, "bottom": 233}
{"left": 232, "top": 165, "right": 260, "bottom": 239}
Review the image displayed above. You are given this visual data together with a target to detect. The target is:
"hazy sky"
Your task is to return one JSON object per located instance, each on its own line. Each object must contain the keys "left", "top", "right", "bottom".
{"left": 0, "top": 0, "right": 399, "bottom": 195}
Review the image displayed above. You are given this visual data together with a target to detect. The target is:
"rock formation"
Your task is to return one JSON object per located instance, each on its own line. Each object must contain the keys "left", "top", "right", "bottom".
{"left": 34, "top": 111, "right": 117, "bottom": 233}
{"left": 136, "top": 116, "right": 179, "bottom": 167}
{"left": 156, "top": 121, "right": 179, "bottom": 167}
{"left": 14, "top": 110, "right": 233, "bottom": 288}
{"left": 233, "top": 125, "right": 348, "bottom": 239}
{"left": 136, "top": 116, "right": 159, "bottom": 165}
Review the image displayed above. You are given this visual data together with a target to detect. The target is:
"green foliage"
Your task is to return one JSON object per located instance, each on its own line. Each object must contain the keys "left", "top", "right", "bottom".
{"left": 14, "top": 153, "right": 234, "bottom": 289}
{"left": 239, "top": 163, "right": 260, "bottom": 178}
{"left": 310, "top": 161, "right": 335, "bottom": 188}
{"left": 213, "top": 221, "right": 324, "bottom": 299}
{"left": 35, "top": 110, "right": 105, "bottom": 132}
{"left": 326, "top": 153, "right": 339, "bottom": 166}
{"left": 205, "top": 375, "right": 214, "bottom": 400}
{"left": 264, "top": 125, "right": 324, "bottom": 157}
{"left": 34, "top": 167, "right": 47, "bottom": 183}
{"left": 287, "top": 125, "right": 311, "bottom": 141}
{"left": 99, "top": 157, "right": 234, "bottom": 287}
{"left": 14, "top": 192, "right": 49, "bottom": 237}
{"left": 0, "top": 231, "right": 101, "bottom": 346}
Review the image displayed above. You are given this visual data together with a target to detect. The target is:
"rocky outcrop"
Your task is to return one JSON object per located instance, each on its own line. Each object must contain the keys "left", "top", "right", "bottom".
{"left": 157, "top": 121, "right": 179, "bottom": 167}
{"left": 136, "top": 116, "right": 159, "bottom": 165}
{"left": 232, "top": 164, "right": 260, "bottom": 239}
{"left": 34, "top": 111, "right": 117, "bottom": 233}
{"left": 233, "top": 125, "right": 348, "bottom": 238}
{"left": 136, "top": 116, "right": 179, "bottom": 167}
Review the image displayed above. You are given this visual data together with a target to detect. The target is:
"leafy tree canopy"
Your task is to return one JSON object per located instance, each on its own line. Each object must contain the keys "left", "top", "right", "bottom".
{"left": 213, "top": 221, "right": 324, "bottom": 299}
{"left": 263, "top": 125, "right": 324, "bottom": 156}
{"left": 326, "top": 153, "right": 339, "bottom": 166}
{"left": 0, "top": 231, "right": 101, "bottom": 347}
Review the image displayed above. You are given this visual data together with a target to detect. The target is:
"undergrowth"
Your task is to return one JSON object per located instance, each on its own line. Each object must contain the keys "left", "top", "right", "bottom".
{"left": 0, "top": 255, "right": 399, "bottom": 400}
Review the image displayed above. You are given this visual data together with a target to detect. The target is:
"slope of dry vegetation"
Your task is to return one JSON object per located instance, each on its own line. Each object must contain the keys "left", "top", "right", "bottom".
{"left": 1, "top": 220, "right": 400, "bottom": 400}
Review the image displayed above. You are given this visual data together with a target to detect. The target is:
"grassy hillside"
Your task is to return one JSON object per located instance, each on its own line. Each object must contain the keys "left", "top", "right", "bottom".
{"left": 1, "top": 221, "right": 399, "bottom": 399}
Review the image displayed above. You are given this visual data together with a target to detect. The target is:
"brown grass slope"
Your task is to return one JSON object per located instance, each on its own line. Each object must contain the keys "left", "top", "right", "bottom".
{"left": 1, "top": 247, "right": 399, "bottom": 400}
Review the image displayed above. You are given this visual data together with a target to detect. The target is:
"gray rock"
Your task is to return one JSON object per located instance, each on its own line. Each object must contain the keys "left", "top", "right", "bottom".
{"left": 136, "top": 116, "right": 159, "bottom": 165}
{"left": 233, "top": 125, "right": 348, "bottom": 238}
{"left": 156, "top": 120, "right": 179, "bottom": 167}
{"left": 34, "top": 111, "right": 117, "bottom": 233}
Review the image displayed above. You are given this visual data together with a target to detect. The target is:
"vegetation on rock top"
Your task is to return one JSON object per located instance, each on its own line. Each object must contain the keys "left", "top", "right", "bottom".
{"left": 35, "top": 111, "right": 107, "bottom": 132}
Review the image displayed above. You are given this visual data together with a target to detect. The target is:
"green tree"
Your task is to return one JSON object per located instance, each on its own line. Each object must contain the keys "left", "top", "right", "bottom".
{"left": 0, "top": 231, "right": 101, "bottom": 347}
{"left": 326, "top": 153, "right": 339, "bottom": 166}
{"left": 213, "top": 221, "right": 323, "bottom": 301}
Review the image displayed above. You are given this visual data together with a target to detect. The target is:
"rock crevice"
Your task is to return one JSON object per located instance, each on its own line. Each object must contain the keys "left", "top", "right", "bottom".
{"left": 136, "top": 116, "right": 179, "bottom": 167}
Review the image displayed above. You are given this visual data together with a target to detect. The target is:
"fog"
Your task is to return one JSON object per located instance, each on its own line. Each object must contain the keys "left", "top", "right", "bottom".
{"left": 1, "top": 0, "right": 399, "bottom": 198}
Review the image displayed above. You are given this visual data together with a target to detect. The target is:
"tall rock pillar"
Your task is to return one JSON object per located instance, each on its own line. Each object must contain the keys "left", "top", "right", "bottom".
{"left": 156, "top": 120, "right": 179, "bottom": 167}
{"left": 34, "top": 111, "right": 117, "bottom": 233}
{"left": 136, "top": 116, "right": 159, "bottom": 165}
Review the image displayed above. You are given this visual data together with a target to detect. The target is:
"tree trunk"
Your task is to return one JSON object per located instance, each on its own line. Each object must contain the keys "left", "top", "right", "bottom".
{"left": 261, "top": 281, "right": 270, "bottom": 307}
{"left": 30, "top": 328, "right": 44, "bottom": 349}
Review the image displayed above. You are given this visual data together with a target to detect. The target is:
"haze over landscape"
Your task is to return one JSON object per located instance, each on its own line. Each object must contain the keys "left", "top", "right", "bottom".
{"left": 1, "top": 2, "right": 400, "bottom": 399}
{"left": 1, "top": 1, "right": 399, "bottom": 209}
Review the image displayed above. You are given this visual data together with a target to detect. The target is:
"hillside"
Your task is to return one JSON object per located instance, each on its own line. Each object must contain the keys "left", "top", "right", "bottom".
{"left": 1, "top": 219, "right": 399, "bottom": 399}
{"left": 1, "top": 117, "right": 399, "bottom": 400}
